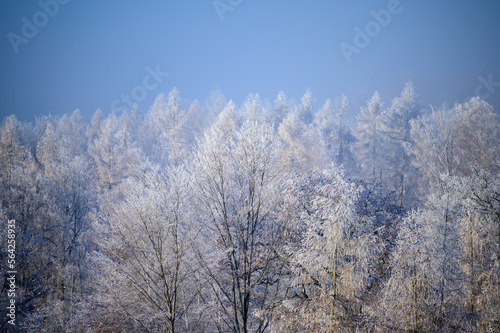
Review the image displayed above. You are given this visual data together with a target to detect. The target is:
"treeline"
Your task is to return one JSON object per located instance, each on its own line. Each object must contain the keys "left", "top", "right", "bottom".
{"left": 0, "top": 82, "right": 499, "bottom": 332}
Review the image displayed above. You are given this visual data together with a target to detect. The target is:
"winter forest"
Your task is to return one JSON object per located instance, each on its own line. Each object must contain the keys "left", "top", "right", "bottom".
{"left": 1, "top": 82, "right": 499, "bottom": 332}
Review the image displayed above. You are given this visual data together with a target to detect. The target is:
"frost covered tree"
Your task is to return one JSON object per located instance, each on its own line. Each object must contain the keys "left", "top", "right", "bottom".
{"left": 382, "top": 81, "right": 421, "bottom": 206}
{"left": 409, "top": 104, "right": 461, "bottom": 199}
{"left": 96, "top": 164, "right": 199, "bottom": 333}
{"left": 314, "top": 96, "right": 355, "bottom": 169}
{"left": 423, "top": 188, "right": 466, "bottom": 330}
{"left": 457, "top": 171, "right": 500, "bottom": 332}
{"left": 23, "top": 156, "right": 97, "bottom": 332}
{"left": 409, "top": 97, "right": 499, "bottom": 197}
{"left": 272, "top": 90, "right": 289, "bottom": 128}
{"left": 273, "top": 170, "right": 377, "bottom": 332}
{"left": 299, "top": 89, "right": 314, "bottom": 125}
{"left": 185, "top": 99, "right": 205, "bottom": 146}
{"left": 242, "top": 93, "right": 264, "bottom": 122}
{"left": 0, "top": 115, "right": 27, "bottom": 181}
{"left": 88, "top": 113, "right": 122, "bottom": 189}
{"left": 146, "top": 88, "right": 188, "bottom": 165}
{"left": 353, "top": 92, "right": 385, "bottom": 182}
{"left": 379, "top": 210, "right": 435, "bottom": 332}
{"left": 330, "top": 95, "right": 356, "bottom": 168}
{"left": 1, "top": 85, "right": 498, "bottom": 332}
{"left": 0, "top": 163, "right": 50, "bottom": 328}
{"left": 86, "top": 108, "right": 104, "bottom": 143}
{"left": 454, "top": 97, "right": 500, "bottom": 175}
{"left": 380, "top": 183, "right": 468, "bottom": 332}
{"left": 314, "top": 99, "right": 336, "bottom": 153}
{"left": 57, "top": 109, "right": 87, "bottom": 156}
{"left": 192, "top": 120, "right": 290, "bottom": 333}
{"left": 214, "top": 100, "right": 239, "bottom": 146}
{"left": 204, "top": 87, "right": 227, "bottom": 128}
{"left": 88, "top": 113, "right": 143, "bottom": 189}
{"left": 37, "top": 122, "right": 64, "bottom": 169}
{"left": 278, "top": 113, "right": 328, "bottom": 172}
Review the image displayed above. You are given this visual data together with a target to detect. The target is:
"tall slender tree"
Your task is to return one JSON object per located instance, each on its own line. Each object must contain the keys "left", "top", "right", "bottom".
{"left": 353, "top": 92, "right": 385, "bottom": 182}
{"left": 382, "top": 81, "right": 421, "bottom": 206}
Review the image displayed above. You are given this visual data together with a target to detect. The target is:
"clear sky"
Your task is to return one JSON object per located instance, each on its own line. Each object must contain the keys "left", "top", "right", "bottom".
{"left": 1, "top": 0, "right": 500, "bottom": 123}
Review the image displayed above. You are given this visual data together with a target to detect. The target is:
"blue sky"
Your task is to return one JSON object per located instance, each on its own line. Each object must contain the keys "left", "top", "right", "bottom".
{"left": 1, "top": 0, "right": 500, "bottom": 123}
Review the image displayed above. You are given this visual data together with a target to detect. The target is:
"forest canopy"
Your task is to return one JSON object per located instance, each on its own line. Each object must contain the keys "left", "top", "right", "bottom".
{"left": 1, "top": 83, "right": 499, "bottom": 332}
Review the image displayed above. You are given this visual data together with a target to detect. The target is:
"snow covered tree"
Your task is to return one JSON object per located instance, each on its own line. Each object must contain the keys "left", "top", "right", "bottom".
{"left": 299, "top": 89, "right": 314, "bottom": 125}
{"left": 146, "top": 88, "right": 188, "bottom": 165}
{"left": 88, "top": 112, "right": 144, "bottom": 189}
{"left": 409, "top": 104, "right": 461, "bottom": 200}
{"left": 86, "top": 108, "right": 104, "bottom": 143}
{"left": 454, "top": 97, "right": 500, "bottom": 175}
{"left": 57, "top": 109, "right": 87, "bottom": 156}
{"left": 2, "top": 85, "right": 498, "bottom": 332}
{"left": 457, "top": 171, "right": 500, "bottom": 332}
{"left": 0, "top": 115, "right": 27, "bottom": 181}
{"left": 423, "top": 187, "right": 466, "bottom": 330}
{"left": 214, "top": 100, "right": 239, "bottom": 147}
{"left": 278, "top": 113, "right": 328, "bottom": 172}
{"left": 242, "top": 93, "right": 263, "bottom": 122}
{"left": 204, "top": 87, "right": 227, "bottom": 128}
{"left": 331, "top": 95, "right": 355, "bottom": 168}
{"left": 96, "top": 164, "right": 199, "bottom": 332}
{"left": 272, "top": 90, "right": 289, "bottom": 128}
{"left": 353, "top": 92, "right": 385, "bottom": 182}
{"left": 37, "top": 122, "right": 63, "bottom": 169}
{"left": 314, "top": 99, "right": 336, "bottom": 152}
{"left": 271, "top": 170, "right": 378, "bottom": 332}
{"left": 88, "top": 113, "right": 121, "bottom": 189}
{"left": 192, "top": 120, "right": 291, "bottom": 333}
{"left": 23, "top": 155, "right": 97, "bottom": 332}
{"left": 379, "top": 210, "right": 435, "bottom": 332}
{"left": 314, "top": 96, "right": 356, "bottom": 171}
{"left": 185, "top": 99, "right": 205, "bottom": 146}
{"left": 1, "top": 163, "right": 53, "bottom": 329}
{"left": 382, "top": 81, "right": 421, "bottom": 207}
{"left": 380, "top": 181, "right": 467, "bottom": 332}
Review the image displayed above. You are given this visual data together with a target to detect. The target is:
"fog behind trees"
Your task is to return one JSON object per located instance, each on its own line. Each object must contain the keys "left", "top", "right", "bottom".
{"left": 1, "top": 82, "right": 499, "bottom": 332}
